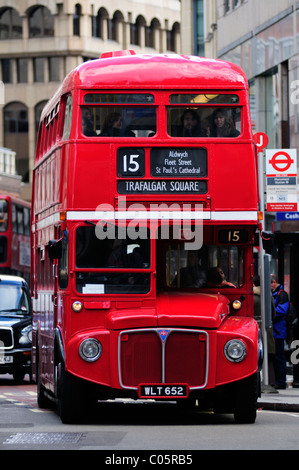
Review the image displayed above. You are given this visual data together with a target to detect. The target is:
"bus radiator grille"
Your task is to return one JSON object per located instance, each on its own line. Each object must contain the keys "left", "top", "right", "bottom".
{"left": 120, "top": 329, "right": 207, "bottom": 388}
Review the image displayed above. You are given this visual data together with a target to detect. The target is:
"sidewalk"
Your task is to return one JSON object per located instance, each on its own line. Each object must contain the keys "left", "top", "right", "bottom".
{"left": 258, "top": 376, "right": 299, "bottom": 412}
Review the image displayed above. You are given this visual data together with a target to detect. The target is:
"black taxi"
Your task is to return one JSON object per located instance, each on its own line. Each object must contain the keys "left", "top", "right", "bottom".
{"left": 0, "top": 275, "right": 32, "bottom": 382}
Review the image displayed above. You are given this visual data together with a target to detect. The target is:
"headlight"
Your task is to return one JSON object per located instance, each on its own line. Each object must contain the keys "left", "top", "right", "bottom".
{"left": 231, "top": 299, "right": 242, "bottom": 310}
{"left": 79, "top": 338, "right": 102, "bottom": 362}
{"left": 72, "top": 301, "right": 83, "bottom": 312}
{"left": 19, "top": 325, "right": 32, "bottom": 345}
{"left": 224, "top": 339, "right": 247, "bottom": 363}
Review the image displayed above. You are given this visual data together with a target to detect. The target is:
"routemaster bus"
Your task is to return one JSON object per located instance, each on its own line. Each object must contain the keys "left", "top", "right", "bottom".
{"left": 31, "top": 50, "right": 262, "bottom": 424}
{"left": 0, "top": 194, "right": 30, "bottom": 283}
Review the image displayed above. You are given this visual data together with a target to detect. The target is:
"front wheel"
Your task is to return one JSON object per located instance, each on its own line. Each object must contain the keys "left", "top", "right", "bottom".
{"left": 57, "top": 364, "right": 97, "bottom": 424}
{"left": 57, "top": 364, "right": 83, "bottom": 423}
{"left": 233, "top": 372, "right": 259, "bottom": 424}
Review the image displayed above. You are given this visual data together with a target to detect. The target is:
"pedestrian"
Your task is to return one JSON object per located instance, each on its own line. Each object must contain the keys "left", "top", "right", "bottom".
{"left": 253, "top": 275, "right": 276, "bottom": 387}
{"left": 271, "top": 273, "right": 289, "bottom": 389}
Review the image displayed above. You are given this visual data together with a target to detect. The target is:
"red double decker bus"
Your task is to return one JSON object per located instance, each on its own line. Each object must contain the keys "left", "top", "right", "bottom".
{"left": 0, "top": 194, "right": 30, "bottom": 283}
{"left": 31, "top": 51, "right": 261, "bottom": 423}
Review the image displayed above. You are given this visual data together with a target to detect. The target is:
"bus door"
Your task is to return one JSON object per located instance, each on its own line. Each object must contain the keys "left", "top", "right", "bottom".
{"left": 49, "top": 226, "right": 68, "bottom": 331}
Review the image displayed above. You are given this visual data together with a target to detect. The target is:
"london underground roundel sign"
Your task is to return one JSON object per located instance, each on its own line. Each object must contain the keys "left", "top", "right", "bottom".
{"left": 266, "top": 149, "right": 297, "bottom": 176}
{"left": 265, "top": 148, "right": 298, "bottom": 212}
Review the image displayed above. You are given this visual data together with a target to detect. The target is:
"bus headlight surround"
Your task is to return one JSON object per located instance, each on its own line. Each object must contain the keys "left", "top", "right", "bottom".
{"left": 224, "top": 339, "right": 247, "bottom": 363}
{"left": 79, "top": 338, "right": 102, "bottom": 362}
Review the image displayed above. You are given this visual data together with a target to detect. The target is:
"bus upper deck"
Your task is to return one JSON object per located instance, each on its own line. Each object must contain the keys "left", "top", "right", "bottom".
{"left": 34, "top": 51, "right": 258, "bottom": 221}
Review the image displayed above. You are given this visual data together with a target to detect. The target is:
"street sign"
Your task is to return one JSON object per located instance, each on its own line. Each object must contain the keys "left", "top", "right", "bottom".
{"left": 253, "top": 132, "right": 269, "bottom": 152}
{"left": 276, "top": 212, "right": 299, "bottom": 221}
{"left": 266, "top": 149, "right": 298, "bottom": 212}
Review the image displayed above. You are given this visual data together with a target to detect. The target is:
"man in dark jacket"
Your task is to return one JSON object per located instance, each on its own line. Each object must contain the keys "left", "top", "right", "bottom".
{"left": 271, "top": 274, "right": 289, "bottom": 389}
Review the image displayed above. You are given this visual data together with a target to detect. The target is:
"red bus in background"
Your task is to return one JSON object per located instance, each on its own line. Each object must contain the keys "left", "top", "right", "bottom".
{"left": 31, "top": 50, "right": 262, "bottom": 424}
{"left": 0, "top": 194, "right": 30, "bottom": 283}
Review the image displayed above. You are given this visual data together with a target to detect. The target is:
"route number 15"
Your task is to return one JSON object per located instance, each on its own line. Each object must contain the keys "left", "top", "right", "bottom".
{"left": 218, "top": 229, "right": 248, "bottom": 244}
{"left": 117, "top": 148, "right": 145, "bottom": 177}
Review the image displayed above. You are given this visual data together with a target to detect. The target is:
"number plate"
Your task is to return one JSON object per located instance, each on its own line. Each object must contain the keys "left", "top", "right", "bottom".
{"left": 139, "top": 384, "right": 188, "bottom": 398}
{"left": 0, "top": 356, "right": 13, "bottom": 364}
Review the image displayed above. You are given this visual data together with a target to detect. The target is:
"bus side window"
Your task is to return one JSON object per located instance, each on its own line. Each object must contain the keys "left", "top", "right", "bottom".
{"left": 58, "top": 229, "right": 69, "bottom": 289}
{"left": 12, "top": 204, "right": 17, "bottom": 233}
{"left": 62, "top": 95, "right": 73, "bottom": 140}
{"left": 0, "top": 200, "right": 8, "bottom": 232}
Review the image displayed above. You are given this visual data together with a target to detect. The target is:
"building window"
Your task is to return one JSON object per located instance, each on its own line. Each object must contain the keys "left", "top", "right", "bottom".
{"left": 17, "top": 58, "right": 28, "bottom": 83}
{"left": 4, "top": 102, "right": 29, "bottom": 180}
{"left": 28, "top": 6, "right": 54, "bottom": 38}
{"left": 48, "top": 57, "right": 60, "bottom": 81}
{"left": 1, "top": 59, "right": 12, "bottom": 83}
{"left": 167, "top": 23, "right": 179, "bottom": 52}
{"left": 108, "top": 11, "right": 123, "bottom": 42}
{"left": 194, "top": 0, "right": 204, "bottom": 56}
{"left": 73, "top": 4, "right": 81, "bottom": 36}
{"left": 130, "top": 22, "right": 138, "bottom": 45}
{"left": 145, "top": 25, "right": 153, "bottom": 48}
{"left": 0, "top": 7, "right": 22, "bottom": 39}
{"left": 34, "top": 57, "right": 45, "bottom": 82}
{"left": 92, "top": 8, "right": 108, "bottom": 39}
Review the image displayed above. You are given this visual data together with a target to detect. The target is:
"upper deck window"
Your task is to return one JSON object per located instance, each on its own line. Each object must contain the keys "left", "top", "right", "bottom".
{"left": 170, "top": 94, "right": 239, "bottom": 104}
{"left": 84, "top": 93, "right": 155, "bottom": 104}
{"left": 82, "top": 105, "right": 156, "bottom": 138}
{"left": 62, "top": 95, "right": 73, "bottom": 140}
{"left": 167, "top": 106, "right": 241, "bottom": 138}
{"left": 0, "top": 199, "right": 8, "bottom": 232}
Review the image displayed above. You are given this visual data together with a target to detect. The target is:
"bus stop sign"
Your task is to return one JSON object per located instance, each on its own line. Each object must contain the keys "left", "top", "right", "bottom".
{"left": 253, "top": 132, "right": 268, "bottom": 152}
{"left": 266, "top": 148, "right": 298, "bottom": 212}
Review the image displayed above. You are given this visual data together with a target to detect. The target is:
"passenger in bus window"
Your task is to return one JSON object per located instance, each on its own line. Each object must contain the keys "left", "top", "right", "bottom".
{"left": 82, "top": 108, "right": 97, "bottom": 136}
{"left": 105, "top": 239, "right": 128, "bottom": 267}
{"left": 175, "top": 109, "right": 207, "bottom": 137}
{"left": 99, "top": 112, "right": 135, "bottom": 137}
{"left": 173, "top": 250, "right": 206, "bottom": 288}
{"left": 206, "top": 267, "right": 236, "bottom": 288}
{"left": 208, "top": 108, "right": 240, "bottom": 137}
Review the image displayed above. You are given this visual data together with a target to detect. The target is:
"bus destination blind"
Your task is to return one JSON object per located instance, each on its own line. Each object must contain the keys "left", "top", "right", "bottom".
{"left": 117, "top": 147, "right": 207, "bottom": 194}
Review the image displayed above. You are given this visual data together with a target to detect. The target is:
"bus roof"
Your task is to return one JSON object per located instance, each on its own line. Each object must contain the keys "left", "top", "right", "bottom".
{"left": 41, "top": 52, "right": 248, "bottom": 120}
